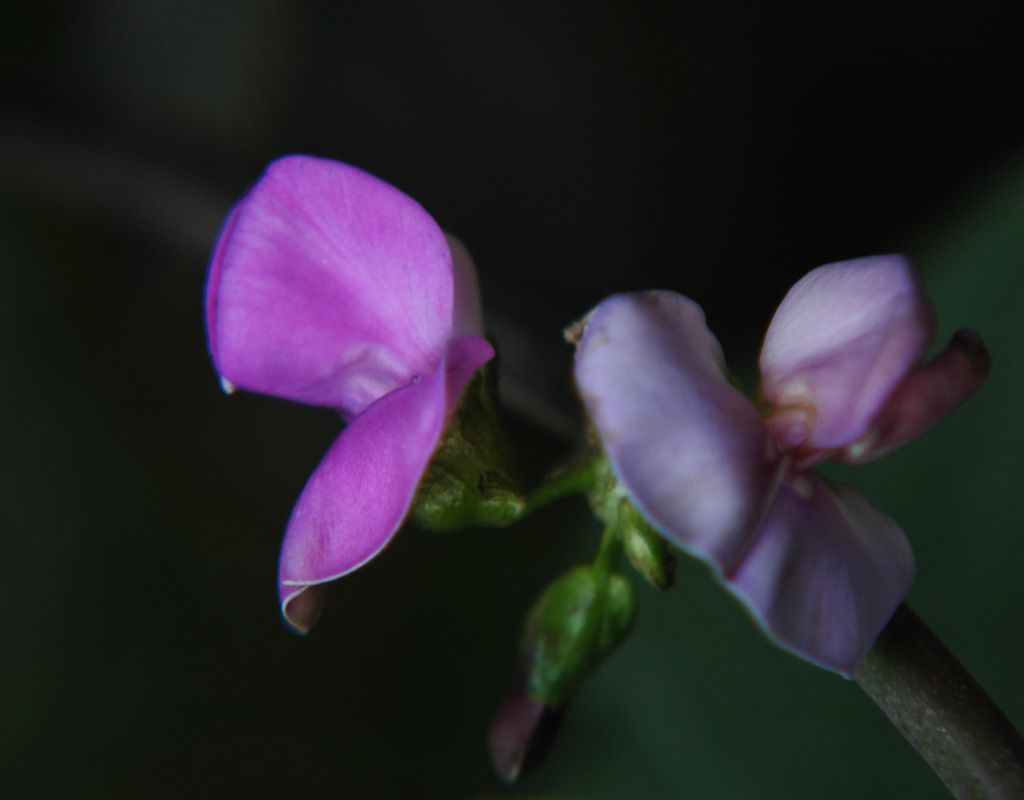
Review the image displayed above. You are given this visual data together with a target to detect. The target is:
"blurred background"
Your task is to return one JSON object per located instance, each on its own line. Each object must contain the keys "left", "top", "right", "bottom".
{"left": 2, "top": 2, "right": 1024, "bottom": 798}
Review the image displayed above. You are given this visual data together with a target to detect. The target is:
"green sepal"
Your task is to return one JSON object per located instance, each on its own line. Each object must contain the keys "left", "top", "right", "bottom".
{"left": 523, "top": 565, "right": 638, "bottom": 709}
{"left": 618, "top": 500, "right": 677, "bottom": 591}
{"left": 582, "top": 450, "right": 676, "bottom": 591}
{"left": 412, "top": 361, "right": 525, "bottom": 530}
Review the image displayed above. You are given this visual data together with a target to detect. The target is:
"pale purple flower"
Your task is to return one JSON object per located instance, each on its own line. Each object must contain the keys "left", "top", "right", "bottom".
{"left": 205, "top": 155, "right": 493, "bottom": 633}
{"left": 573, "top": 256, "right": 989, "bottom": 674}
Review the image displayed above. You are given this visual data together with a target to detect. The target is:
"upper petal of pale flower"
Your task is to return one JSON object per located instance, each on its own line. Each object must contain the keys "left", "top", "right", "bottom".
{"left": 206, "top": 155, "right": 455, "bottom": 416}
{"left": 277, "top": 335, "right": 493, "bottom": 634}
{"left": 574, "top": 291, "right": 773, "bottom": 571}
{"left": 726, "top": 473, "right": 914, "bottom": 675}
{"left": 759, "top": 255, "right": 935, "bottom": 452}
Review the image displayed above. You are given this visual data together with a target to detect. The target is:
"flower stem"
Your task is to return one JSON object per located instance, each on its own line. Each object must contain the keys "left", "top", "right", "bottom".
{"left": 854, "top": 603, "right": 1024, "bottom": 799}
{"left": 591, "top": 516, "right": 623, "bottom": 578}
{"left": 522, "top": 456, "right": 603, "bottom": 517}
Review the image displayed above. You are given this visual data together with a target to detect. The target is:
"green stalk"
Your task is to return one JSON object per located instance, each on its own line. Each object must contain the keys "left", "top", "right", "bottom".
{"left": 522, "top": 455, "right": 603, "bottom": 517}
{"left": 854, "top": 603, "right": 1024, "bottom": 799}
{"left": 590, "top": 516, "right": 623, "bottom": 578}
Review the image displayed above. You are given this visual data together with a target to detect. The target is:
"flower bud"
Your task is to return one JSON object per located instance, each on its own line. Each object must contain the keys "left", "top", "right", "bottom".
{"left": 488, "top": 658, "right": 566, "bottom": 784}
{"left": 488, "top": 565, "right": 637, "bottom": 782}
{"left": 617, "top": 500, "right": 677, "bottom": 591}
{"left": 582, "top": 455, "right": 677, "bottom": 591}
{"left": 523, "top": 565, "right": 637, "bottom": 708}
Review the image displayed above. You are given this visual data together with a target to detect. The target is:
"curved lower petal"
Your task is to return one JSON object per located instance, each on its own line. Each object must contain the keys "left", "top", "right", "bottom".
{"left": 574, "top": 292, "right": 773, "bottom": 571}
{"left": 838, "top": 328, "right": 991, "bottom": 464}
{"left": 278, "top": 335, "right": 493, "bottom": 633}
{"left": 442, "top": 334, "right": 497, "bottom": 410}
{"left": 206, "top": 155, "right": 455, "bottom": 416}
{"left": 759, "top": 255, "right": 934, "bottom": 451}
{"left": 726, "top": 473, "right": 914, "bottom": 675}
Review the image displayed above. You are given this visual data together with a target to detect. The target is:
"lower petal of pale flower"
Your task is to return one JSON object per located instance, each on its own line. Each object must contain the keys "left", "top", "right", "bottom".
{"left": 726, "top": 474, "right": 914, "bottom": 675}
{"left": 837, "top": 328, "right": 991, "bottom": 464}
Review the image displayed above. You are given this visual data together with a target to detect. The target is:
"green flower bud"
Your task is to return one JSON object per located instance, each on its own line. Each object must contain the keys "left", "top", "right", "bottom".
{"left": 523, "top": 565, "right": 638, "bottom": 709}
{"left": 489, "top": 565, "right": 638, "bottom": 782}
{"left": 581, "top": 452, "right": 677, "bottom": 591}
{"left": 617, "top": 499, "right": 677, "bottom": 591}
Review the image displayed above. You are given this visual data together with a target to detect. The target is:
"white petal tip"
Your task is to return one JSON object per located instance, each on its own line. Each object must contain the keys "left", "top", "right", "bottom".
{"left": 219, "top": 376, "right": 237, "bottom": 395}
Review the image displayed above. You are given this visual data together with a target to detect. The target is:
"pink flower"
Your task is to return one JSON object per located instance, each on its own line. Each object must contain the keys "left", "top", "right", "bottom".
{"left": 573, "top": 256, "right": 989, "bottom": 674}
{"left": 205, "top": 155, "right": 493, "bottom": 634}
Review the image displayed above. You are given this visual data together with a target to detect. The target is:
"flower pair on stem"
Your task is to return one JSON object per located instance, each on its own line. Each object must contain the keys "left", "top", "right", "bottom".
{"left": 206, "top": 155, "right": 1011, "bottom": 795}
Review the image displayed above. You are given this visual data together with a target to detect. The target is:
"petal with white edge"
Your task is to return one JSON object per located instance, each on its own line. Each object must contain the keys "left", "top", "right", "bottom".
{"left": 278, "top": 335, "right": 494, "bottom": 633}
{"left": 574, "top": 291, "right": 773, "bottom": 572}
{"left": 206, "top": 155, "right": 455, "bottom": 417}
{"left": 726, "top": 473, "right": 914, "bottom": 675}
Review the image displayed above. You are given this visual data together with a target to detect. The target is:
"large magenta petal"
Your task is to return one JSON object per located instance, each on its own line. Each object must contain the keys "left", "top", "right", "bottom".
{"left": 206, "top": 155, "right": 455, "bottom": 416}
{"left": 759, "top": 256, "right": 935, "bottom": 453}
{"left": 277, "top": 335, "right": 493, "bottom": 633}
{"left": 727, "top": 473, "right": 914, "bottom": 674}
{"left": 574, "top": 292, "right": 774, "bottom": 571}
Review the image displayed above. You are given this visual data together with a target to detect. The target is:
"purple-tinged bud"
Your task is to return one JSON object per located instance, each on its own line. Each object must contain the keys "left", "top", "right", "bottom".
{"left": 488, "top": 658, "right": 566, "bottom": 784}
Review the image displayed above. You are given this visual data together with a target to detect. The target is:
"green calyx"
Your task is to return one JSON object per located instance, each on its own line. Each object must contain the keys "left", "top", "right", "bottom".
{"left": 412, "top": 363, "right": 525, "bottom": 531}
{"left": 523, "top": 565, "right": 638, "bottom": 709}
{"left": 616, "top": 501, "right": 676, "bottom": 591}
{"left": 585, "top": 453, "right": 677, "bottom": 592}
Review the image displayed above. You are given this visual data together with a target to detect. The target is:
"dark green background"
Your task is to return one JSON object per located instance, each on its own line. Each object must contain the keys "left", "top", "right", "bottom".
{"left": 2, "top": 3, "right": 1023, "bottom": 798}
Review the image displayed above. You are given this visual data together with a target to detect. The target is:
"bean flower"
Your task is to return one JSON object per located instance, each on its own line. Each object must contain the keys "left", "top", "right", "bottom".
{"left": 205, "top": 155, "right": 493, "bottom": 634}
{"left": 572, "top": 256, "right": 989, "bottom": 674}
